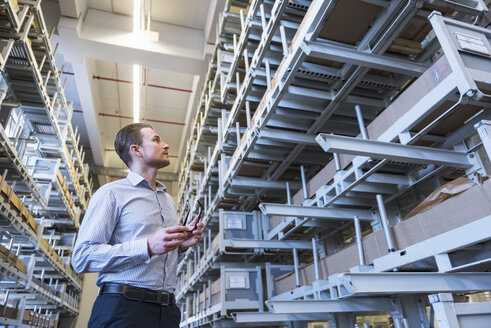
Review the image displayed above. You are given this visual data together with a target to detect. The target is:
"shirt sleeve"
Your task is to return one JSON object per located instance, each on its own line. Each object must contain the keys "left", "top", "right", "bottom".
{"left": 71, "top": 185, "right": 151, "bottom": 274}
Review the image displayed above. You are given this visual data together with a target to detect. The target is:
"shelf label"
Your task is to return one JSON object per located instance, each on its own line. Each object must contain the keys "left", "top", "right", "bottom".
{"left": 228, "top": 275, "right": 246, "bottom": 289}
{"left": 227, "top": 217, "right": 244, "bottom": 229}
{"left": 455, "top": 32, "right": 490, "bottom": 56}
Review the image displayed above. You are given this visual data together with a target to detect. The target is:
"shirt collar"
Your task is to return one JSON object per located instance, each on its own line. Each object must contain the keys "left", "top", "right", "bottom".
{"left": 127, "top": 171, "right": 167, "bottom": 192}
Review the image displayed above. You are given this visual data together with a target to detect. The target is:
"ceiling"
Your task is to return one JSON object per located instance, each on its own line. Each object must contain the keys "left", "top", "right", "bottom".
{"left": 48, "top": 0, "right": 226, "bottom": 196}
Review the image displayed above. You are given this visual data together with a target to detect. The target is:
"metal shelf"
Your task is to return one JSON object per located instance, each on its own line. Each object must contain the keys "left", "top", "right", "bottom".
{"left": 0, "top": 0, "right": 91, "bottom": 322}
{"left": 176, "top": 0, "right": 491, "bottom": 327}
{"left": 0, "top": 191, "right": 83, "bottom": 292}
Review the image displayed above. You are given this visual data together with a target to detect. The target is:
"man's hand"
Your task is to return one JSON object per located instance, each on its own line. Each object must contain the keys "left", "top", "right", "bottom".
{"left": 179, "top": 216, "right": 204, "bottom": 252}
{"left": 147, "top": 226, "right": 190, "bottom": 257}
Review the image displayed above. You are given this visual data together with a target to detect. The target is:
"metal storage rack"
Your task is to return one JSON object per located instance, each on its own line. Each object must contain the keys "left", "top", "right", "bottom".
{"left": 0, "top": 0, "right": 92, "bottom": 326}
{"left": 176, "top": 0, "right": 491, "bottom": 327}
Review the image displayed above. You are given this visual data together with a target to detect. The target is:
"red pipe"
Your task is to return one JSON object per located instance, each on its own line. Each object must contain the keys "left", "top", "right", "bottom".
{"left": 99, "top": 113, "right": 185, "bottom": 126}
{"left": 93, "top": 75, "right": 193, "bottom": 93}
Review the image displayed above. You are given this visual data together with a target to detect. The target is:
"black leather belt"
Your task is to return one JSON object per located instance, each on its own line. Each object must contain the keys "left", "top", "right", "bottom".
{"left": 101, "top": 283, "right": 175, "bottom": 305}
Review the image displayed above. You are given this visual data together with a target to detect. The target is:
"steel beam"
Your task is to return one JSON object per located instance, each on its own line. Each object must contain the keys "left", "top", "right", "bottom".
{"left": 259, "top": 203, "right": 373, "bottom": 221}
{"left": 316, "top": 134, "right": 472, "bottom": 168}
{"left": 475, "top": 120, "right": 491, "bottom": 165}
{"left": 231, "top": 177, "right": 301, "bottom": 189}
{"left": 268, "top": 298, "right": 396, "bottom": 314}
{"left": 306, "top": 40, "right": 429, "bottom": 77}
{"left": 233, "top": 312, "right": 334, "bottom": 323}
{"left": 373, "top": 215, "right": 491, "bottom": 272}
{"left": 259, "top": 128, "right": 317, "bottom": 145}
{"left": 225, "top": 239, "right": 313, "bottom": 250}
{"left": 334, "top": 272, "right": 491, "bottom": 296}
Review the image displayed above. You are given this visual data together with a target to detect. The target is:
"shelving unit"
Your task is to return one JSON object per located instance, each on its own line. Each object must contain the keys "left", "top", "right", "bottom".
{"left": 176, "top": 0, "right": 491, "bottom": 327}
{"left": 0, "top": 0, "right": 92, "bottom": 325}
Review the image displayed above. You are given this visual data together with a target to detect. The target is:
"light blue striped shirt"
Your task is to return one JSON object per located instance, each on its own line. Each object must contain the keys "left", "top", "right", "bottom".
{"left": 72, "top": 171, "right": 185, "bottom": 293}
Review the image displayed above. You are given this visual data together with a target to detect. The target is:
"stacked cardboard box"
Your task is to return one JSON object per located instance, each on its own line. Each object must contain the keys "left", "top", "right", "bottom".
{"left": 22, "top": 310, "right": 56, "bottom": 327}
{"left": 198, "top": 286, "right": 207, "bottom": 312}
{"left": 274, "top": 180, "right": 491, "bottom": 294}
{"left": 0, "top": 303, "right": 17, "bottom": 319}
{"left": 0, "top": 244, "right": 27, "bottom": 273}
{"left": 63, "top": 145, "right": 83, "bottom": 196}
{"left": 0, "top": 305, "right": 56, "bottom": 327}
{"left": 210, "top": 234, "right": 220, "bottom": 252}
{"left": 0, "top": 175, "right": 38, "bottom": 233}
{"left": 210, "top": 278, "right": 221, "bottom": 306}
{"left": 278, "top": 55, "right": 482, "bottom": 218}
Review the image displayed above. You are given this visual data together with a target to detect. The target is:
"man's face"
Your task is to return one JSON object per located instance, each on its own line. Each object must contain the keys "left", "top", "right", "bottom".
{"left": 136, "top": 127, "right": 170, "bottom": 168}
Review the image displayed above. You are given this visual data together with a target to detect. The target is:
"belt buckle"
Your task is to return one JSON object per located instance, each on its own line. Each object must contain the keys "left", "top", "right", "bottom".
{"left": 159, "top": 292, "right": 171, "bottom": 305}
{"left": 157, "top": 292, "right": 162, "bottom": 304}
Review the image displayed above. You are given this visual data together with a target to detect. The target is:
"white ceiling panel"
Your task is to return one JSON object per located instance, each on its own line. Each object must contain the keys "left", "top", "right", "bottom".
{"left": 145, "top": 88, "right": 190, "bottom": 111}
{"left": 151, "top": 0, "right": 211, "bottom": 30}
{"left": 58, "top": 1, "right": 214, "bottom": 190}
{"left": 146, "top": 68, "right": 194, "bottom": 90}
{"left": 106, "top": 0, "right": 133, "bottom": 16}
{"left": 87, "top": 0, "right": 113, "bottom": 12}
{"left": 94, "top": 59, "right": 121, "bottom": 77}
{"left": 143, "top": 103, "right": 187, "bottom": 123}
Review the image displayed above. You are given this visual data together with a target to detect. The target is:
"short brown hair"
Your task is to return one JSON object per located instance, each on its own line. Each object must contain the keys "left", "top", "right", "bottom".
{"left": 114, "top": 123, "right": 153, "bottom": 167}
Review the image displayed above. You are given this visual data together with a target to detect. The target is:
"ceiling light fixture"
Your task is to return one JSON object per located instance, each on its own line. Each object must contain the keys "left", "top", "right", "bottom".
{"left": 133, "top": 64, "right": 140, "bottom": 123}
{"left": 132, "top": 0, "right": 158, "bottom": 42}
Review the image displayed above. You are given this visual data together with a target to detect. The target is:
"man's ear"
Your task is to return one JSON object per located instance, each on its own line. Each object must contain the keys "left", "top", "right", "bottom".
{"left": 129, "top": 145, "right": 141, "bottom": 157}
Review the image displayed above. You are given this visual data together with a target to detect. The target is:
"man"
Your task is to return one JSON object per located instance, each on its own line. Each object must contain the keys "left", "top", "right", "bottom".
{"left": 72, "top": 123, "right": 203, "bottom": 328}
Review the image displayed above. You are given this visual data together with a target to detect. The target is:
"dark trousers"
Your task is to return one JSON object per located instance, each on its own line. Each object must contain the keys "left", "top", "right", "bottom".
{"left": 88, "top": 293, "right": 181, "bottom": 328}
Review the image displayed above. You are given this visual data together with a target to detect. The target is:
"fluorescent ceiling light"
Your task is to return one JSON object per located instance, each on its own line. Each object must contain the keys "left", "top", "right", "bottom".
{"left": 133, "top": 64, "right": 140, "bottom": 123}
{"left": 133, "top": 0, "right": 141, "bottom": 33}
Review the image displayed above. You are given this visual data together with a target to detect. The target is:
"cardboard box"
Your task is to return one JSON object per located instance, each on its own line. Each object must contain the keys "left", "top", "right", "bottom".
{"left": 15, "top": 258, "right": 27, "bottom": 273}
{"left": 21, "top": 207, "right": 30, "bottom": 221}
{"left": 393, "top": 179, "right": 491, "bottom": 249}
{"left": 28, "top": 215, "right": 38, "bottom": 232}
{"left": 9, "top": 192, "right": 22, "bottom": 213}
{"left": 0, "top": 246, "right": 25, "bottom": 273}
{"left": 210, "top": 234, "right": 220, "bottom": 251}
{"left": 0, "top": 304, "right": 17, "bottom": 319}
{"left": 22, "top": 310, "right": 32, "bottom": 324}
{"left": 40, "top": 239, "right": 50, "bottom": 252}
{"left": 211, "top": 278, "right": 221, "bottom": 306}
{"left": 0, "top": 182, "right": 11, "bottom": 200}
{"left": 199, "top": 288, "right": 205, "bottom": 308}
{"left": 317, "top": 0, "right": 380, "bottom": 46}
{"left": 274, "top": 180, "right": 491, "bottom": 294}
{"left": 289, "top": 56, "right": 455, "bottom": 207}
{"left": 57, "top": 170, "right": 64, "bottom": 185}
{"left": 0, "top": 244, "right": 9, "bottom": 256}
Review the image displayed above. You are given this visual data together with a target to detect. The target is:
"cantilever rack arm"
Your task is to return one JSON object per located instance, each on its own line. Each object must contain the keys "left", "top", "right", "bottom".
{"left": 315, "top": 133, "right": 473, "bottom": 168}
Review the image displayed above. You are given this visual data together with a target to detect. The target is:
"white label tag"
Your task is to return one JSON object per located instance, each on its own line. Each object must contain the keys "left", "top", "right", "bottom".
{"left": 227, "top": 217, "right": 244, "bottom": 229}
{"left": 229, "top": 276, "right": 246, "bottom": 289}
{"left": 455, "top": 32, "right": 490, "bottom": 56}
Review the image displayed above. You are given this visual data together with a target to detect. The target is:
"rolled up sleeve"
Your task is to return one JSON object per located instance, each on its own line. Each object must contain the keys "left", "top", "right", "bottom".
{"left": 71, "top": 186, "right": 151, "bottom": 274}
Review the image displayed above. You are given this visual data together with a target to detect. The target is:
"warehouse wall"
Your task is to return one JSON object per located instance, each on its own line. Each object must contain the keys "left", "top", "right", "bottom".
{"left": 74, "top": 274, "right": 99, "bottom": 328}
{"left": 58, "top": 273, "right": 98, "bottom": 328}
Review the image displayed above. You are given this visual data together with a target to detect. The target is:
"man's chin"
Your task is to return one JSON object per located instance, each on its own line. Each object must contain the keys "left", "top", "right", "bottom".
{"left": 158, "top": 159, "right": 171, "bottom": 168}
